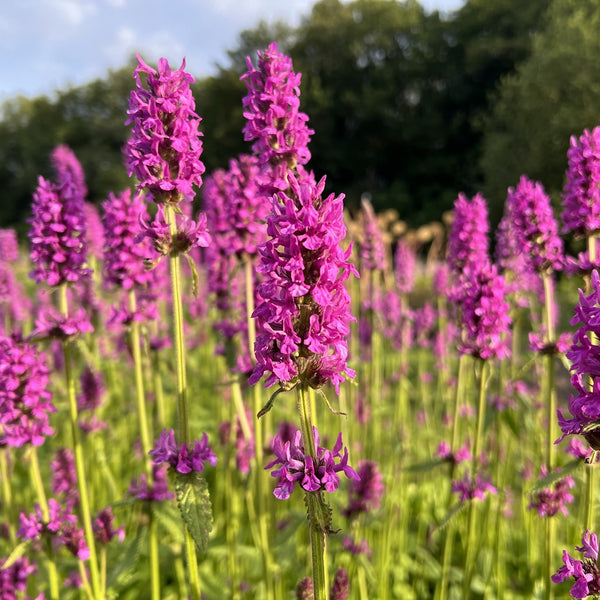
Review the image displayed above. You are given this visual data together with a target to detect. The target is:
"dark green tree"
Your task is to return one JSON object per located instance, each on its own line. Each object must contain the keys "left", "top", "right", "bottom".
{"left": 480, "top": 0, "right": 600, "bottom": 225}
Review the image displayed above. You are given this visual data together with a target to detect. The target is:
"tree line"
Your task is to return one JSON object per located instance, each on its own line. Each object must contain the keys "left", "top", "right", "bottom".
{"left": 1, "top": 0, "right": 598, "bottom": 235}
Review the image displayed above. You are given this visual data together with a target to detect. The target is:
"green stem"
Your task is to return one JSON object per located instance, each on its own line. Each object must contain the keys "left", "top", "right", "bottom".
{"left": 58, "top": 285, "right": 101, "bottom": 600}
{"left": 164, "top": 204, "right": 200, "bottom": 600}
{"left": 297, "top": 384, "right": 329, "bottom": 600}
{"left": 462, "top": 358, "right": 489, "bottom": 599}
{"left": 128, "top": 290, "right": 160, "bottom": 600}
{"left": 0, "top": 450, "right": 15, "bottom": 542}
{"left": 29, "top": 447, "right": 60, "bottom": 600}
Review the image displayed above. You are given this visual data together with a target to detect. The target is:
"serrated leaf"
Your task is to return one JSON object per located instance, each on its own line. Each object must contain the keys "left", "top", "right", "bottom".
{"left": 434, "top": 501, "right": 469, "bottom": 533}
{"left": 106, "top": 520, "right": 145, "bottom": 590}
{"left": 529, "top": 459, "right": 582, "bottom": 494}
{"left": 174, "top": 472, "right": 213, "bottom": 554}
{"left": 405, "top": 458, "right": 446, "bottom": 473}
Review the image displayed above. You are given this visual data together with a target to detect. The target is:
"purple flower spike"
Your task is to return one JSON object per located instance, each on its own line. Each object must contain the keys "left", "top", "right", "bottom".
{"left": 242, "top": 42, "right": 313, "bottom": 191}
{"left": 265, "top": 427, "right": 358, "bottom": 500}
{"left": 562, "top": 127, "right": 600, "bottom": 237}
{"left": 51, "top": 144, "right": 88, "bottom": 204}
{"left": 528, "top": 466, "right": 575, "bottom": 517}
{"left": 451, "top": 472, "right": 497, "bottom": 502}
{"left": 250, "top": 171, "right": 357, "bottom": 394}
{"left": 553, "top": 530, "right": 600, "bottom": 598}
{"left": 504, "top": 175, "right": 564, "bottom": 273}
{"left": 28, "top": 175, "right": 91, "bottom": 287}
{"left": 342, "top": 460, "right": 384, "bottom": 519}
{"left": 125, "top": 54, "right": 205, "bottom": 205}
{"left": 0, "top": 228, "right": 19, "bottom": 264}
{"left": 149, "top": 428, "right": 217, "bottom": 475}
{"left": 102, "top": 189, "right": 155, "bottom": 290}
{"left": 0, "top": 555, "right": 37, "bottom": 597}
{"left": 360, "top": 198, "right": 387, "bottom": 272}
{"left": 0, "top": 336, "right": 55, "bottom": 447}
{"left": 557, "top": 270, "right": 600, "bottom": 447}
{"left": 447, "top": 192, "right": 489, "bottom": 280}
{"left": 456, "top": 263, "right": 512, "bottom": 361}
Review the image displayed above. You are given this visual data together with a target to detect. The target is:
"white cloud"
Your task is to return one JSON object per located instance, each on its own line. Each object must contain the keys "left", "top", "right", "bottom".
{"left": 104, "top": 26, "right": 137, "bottom": 64}
{"left": 104, "top": 0, "right": 126, "bottom": 7}
{"left": 45, "top": 0, "right": 97, "bottom": 25}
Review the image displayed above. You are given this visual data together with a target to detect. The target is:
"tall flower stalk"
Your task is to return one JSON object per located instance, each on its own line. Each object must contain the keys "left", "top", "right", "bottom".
{"left": 125, "top": 54, "right": 210, "bottom": 600}
{"left": 28, "top": 150, "right": 102, "bottom": 599}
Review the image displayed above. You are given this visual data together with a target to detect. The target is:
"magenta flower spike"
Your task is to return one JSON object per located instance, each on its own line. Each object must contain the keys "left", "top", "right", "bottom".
{"left": 447, "top": 192, "right": 490, "bottom": 278}
{"left": 0, "top": 228, "right": 19, "bottom": 264}
{"left": 149, "top": 428, "right": 217, "bottom": 475}
{"left": 51, "top": 144, "right": 88, "bottom": 204}
{"left": 28, "top": 175, "right": 91, "bottom": 287}
{"left": 394, "top": 238, "right": 416, "bottom": 295}
{"left": 265, "top": 427, "right": 359, "bottom": 500}
{"left": 342, "top": 459, "right": 384, "bottom": 519}
{"left": 125, "top": 54, "right": 205, "bottom": 205}
{"left": 456, "top": 262, "right": 512, "bottom": 361}
{"left": 553, "top": 530, "right": 600, "bottom": 598}
{"left": 102, "top": 189, "right": 155, "bottom": 291}
{"left": 504, "top": 175, "right": 564, "bottom": 273}
{"left": 562, "top": 127, "right": 600, "bottom": 237}
{"left": 557, "top": 270, "right": 600, "bottom": 447}
{"left": 18, "top": 498, "right": 89, "bottom": 560}
{"left": 360, "top": 198, "right": 387, "bottom": 273}
{"left": 249, "top": 171, "right": 358, "bottom": 394}
{"left": 528, "top": 466, "right": 575, "bottom": 517}
{"left": 0, "top": 336, "right": 55, "bottom": 447}
{"left": 242, "top": 42, "right": 313, "bottom": 191}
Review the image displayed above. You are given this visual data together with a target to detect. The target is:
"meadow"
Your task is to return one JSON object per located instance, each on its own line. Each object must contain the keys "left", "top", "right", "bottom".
{"left": 1, "top": 43, "right": 599, "bottom": 600}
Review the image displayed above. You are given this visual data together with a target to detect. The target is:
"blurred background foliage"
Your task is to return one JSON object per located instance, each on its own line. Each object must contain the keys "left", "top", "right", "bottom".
{"left": 1, "top": 0, "right": 598, "bottom": 234}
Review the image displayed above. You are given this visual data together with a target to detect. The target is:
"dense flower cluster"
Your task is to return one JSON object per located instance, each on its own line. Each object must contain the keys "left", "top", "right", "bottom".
{"left": 84, "top": 202, "right": 104, "bottom": 261}
{"left": 394, "top": 238, "right": 416, "bottom": 295}
{"left": 51, "top": 447, "right": 78, "bottom": 509}
{"left": 51, "top": 144, "right": 88, "bottom": 203}
{"left": 249, "top": 172, "right": 357, "bottom": 393}
{"left": 125, "top": 55, "right": 205, "bottom": 204}
{"left": 360, "top": 198, "right": 387, "bottom": 272}
{"left": 30, "top": 307, "right": 93, "bottom": 341}
{"left": 0, "top": 555, "right": 37, "bottom": 599}
{"left": 562, "top": 127, "right": 600, "bottom": 237}
{"left": 528, "top": 469, "right": 575, "bottom": 517}
{"left": 93, "top": 507, "right": 125, "bottom": 545}
{"left": 452, "top": 472, "right": 497, "bottom": 502}
{"left": 149, "top": 428, "right": 217, "bottom": 474}
{"left": 18, "top": 499, "right": 89, "bottom": 560}
{"left": 128, "top": 464, "right": 174, "bottom": 502}
{"left": 437, "top": 440, "right": 472, "bottom": 465}
{"left": 137, "top": 205, "right": 210, "bottom": 262}
{"left": 0, "top": 336, "right": 55, "bottom": 447}
{"left": 102, "top": 189, "right": 155, "bottom": 290}
{"left": 342, "top": 460, "right": 384, "bottom": 519}
{"left": 330, "top": 567, "right": 350, "bottom": 600}
{"left": 28, "top": 175, "right": 91, "bottom": 287}
{"left": 447, "top": 192, "right": 489, "bottom": 281}
{"left": 241, "top": 42, "right": 313, "bottom": 190}
{"left": 0, "top": 228, "right": 19, "bottom": 263}
{"left": 558, "top": 270, "right": 600, "bottom": 447}
{"left": 503, "top": 175, "right": 563, "bottom": 273}
{"left": 553, "top": 530, "right": 600, "bottom": 598}
{"left": 456, "top": 263, "right": 511, "bottom": 360}
{"left": 265, "top": 427, "right": 359, "bottom": 500}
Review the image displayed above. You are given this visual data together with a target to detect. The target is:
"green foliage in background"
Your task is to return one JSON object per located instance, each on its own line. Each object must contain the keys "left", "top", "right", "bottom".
{"left": 1, "top": 0, "right": 588, "bottom": 233}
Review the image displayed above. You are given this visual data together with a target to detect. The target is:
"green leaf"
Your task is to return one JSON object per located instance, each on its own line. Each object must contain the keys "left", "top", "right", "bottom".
{"left": 434, "top": 501, "right": 469, "bottom": 533}
{"left": 1, "top": 541, "right": 29, "bottom": 569}
{"left": 185, "top": 254, "right": 199, "bottom": 299}
{"left": 529, "top": 459, "right": 582, "bottom": 494}
{"left": 174, "top": 472, "right": 213, "bottom": 554}
{"left": 405, "top": 458, "right": 446, "bottom": 473}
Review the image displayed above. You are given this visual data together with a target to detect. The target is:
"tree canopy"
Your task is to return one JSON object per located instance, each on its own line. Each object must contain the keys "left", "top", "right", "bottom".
{"left": 0, "top": 0, "right": 577, "bottom": 234}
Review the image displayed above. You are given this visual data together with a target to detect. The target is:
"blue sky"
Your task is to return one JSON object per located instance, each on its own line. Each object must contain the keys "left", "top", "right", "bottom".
{"left": 0, "top": 0, "right": 464, "bottom": 103}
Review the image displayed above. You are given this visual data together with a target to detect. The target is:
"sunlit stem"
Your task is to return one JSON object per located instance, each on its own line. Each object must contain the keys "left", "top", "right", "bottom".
{"left": 297, "top": 384, "right": 329, "bottom": 600}
{"left": 58, "top": 284, "right": 101, "bottom": 600}
{"left": 163, "top": 204, "right": 200, "bottom": 599}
